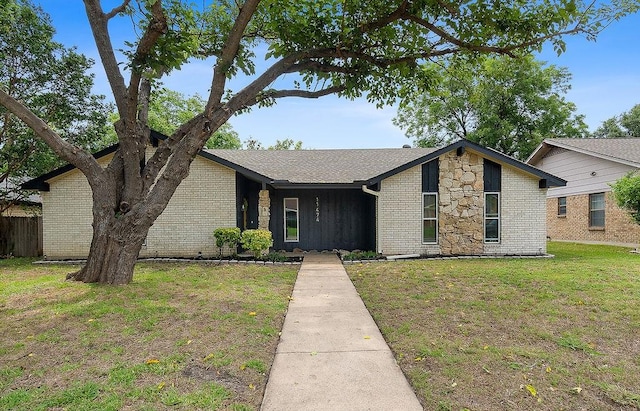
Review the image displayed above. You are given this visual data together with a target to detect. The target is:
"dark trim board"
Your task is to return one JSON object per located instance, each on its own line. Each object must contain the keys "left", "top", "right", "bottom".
{"left": 269, "top": 188, "right": 375, "bottom": 251}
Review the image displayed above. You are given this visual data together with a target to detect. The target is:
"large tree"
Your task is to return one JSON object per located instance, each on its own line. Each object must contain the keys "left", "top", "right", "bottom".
{"left": 106, "top": 88, "right": 242, "bottom": 149}
{"left": 394, "top": 54, "right": 588, "bottom": 159}
{"left": 0, "top": 0, "right": 636, "bottom": 284}
{"left": 592, "top": 103, "right": 640, "bottom": 138}
{"left": 0, "top": 0, "right": 110, "bottom": 214}
{"left": 611, "top": 171, "right": 640, "bottom": 250}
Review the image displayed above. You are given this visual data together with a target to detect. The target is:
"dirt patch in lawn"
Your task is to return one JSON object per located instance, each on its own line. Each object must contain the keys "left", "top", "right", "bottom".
{"left": 0, "top": 260, "right": 298, "bottom": 410}
{"left": 346, "top": 242, "right": 640, "bottom": 411}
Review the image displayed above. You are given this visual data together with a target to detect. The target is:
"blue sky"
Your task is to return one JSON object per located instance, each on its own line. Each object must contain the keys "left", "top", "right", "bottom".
{"left": 40, "top": 2, "right": 640, "bottom": 149}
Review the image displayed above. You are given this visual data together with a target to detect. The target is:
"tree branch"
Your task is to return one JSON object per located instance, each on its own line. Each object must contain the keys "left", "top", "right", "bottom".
{"left": 257, "top": 85, "right": 347, "bottom": 103}
{"left": 105, "top": 0, "right": 131, "bottom": 19}
{"left": 83, "top": 0, "right": 128, "bottom": 117}
{"left": 206, "top": 0, "right": 261, "bottom": 114}
{"left": 0, "top": 89, "right": 102, "bottom": 179}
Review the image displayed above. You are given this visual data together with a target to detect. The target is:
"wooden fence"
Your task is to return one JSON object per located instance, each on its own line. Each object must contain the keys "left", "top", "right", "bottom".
{"left": 0, "top": 216, "right": 43, "bottom": 257}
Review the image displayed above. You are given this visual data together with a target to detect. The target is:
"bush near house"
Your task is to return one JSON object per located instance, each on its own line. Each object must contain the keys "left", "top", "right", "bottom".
{"left": 213, "top": 227, "right": 241, "bottom": 257}
{"left": 241, "top": 229, "right": 273, "bottom": 259}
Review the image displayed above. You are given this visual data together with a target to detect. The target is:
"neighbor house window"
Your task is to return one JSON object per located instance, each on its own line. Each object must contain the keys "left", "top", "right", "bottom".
{"left": 284, "top": 198, "right": 299, "bottom": 242}
{"left": 422, "top": 193, "right": 438, "bottom": 244}
{"left": 589, "top": 193, "right": 605, "bottom": 228}
{"left": 484, "top": 193, "right": 500, "bottom": 243}
{"left": 558, "top": 197, "right": 567, "bottom": 216}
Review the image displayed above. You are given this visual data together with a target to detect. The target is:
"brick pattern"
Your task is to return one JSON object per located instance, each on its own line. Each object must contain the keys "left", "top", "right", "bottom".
{"left": 439, "top": 151, "right": 484, "bottom": 255}
{"left": 484, "top": 166, "right": 548, "bottom": 255}
{"left": 546, "top": 192, "right": 640, "bottom": 245}
{"left": 42, "top": 154, "right": 114, "bottom": 258}
{"left": 42, "top": 153, "right": 236, "bottom": 258}
{"left": 377, "top": 164, "right": 441, "bottom": 255}
{"left": 377, "top": 152, "right": 548, "bottom": 256}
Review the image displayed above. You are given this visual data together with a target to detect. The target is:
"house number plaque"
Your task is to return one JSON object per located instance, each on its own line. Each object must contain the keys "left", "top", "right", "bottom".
{"left": 315, "top": 197, "right": 320, "bottom": 222}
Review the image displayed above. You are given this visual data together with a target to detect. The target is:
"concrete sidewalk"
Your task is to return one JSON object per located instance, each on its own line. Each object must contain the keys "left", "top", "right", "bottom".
{"left": 261, "top": 253, "right": 423, "bottom": 411}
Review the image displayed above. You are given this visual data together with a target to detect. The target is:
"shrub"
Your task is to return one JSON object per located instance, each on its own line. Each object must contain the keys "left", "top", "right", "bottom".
{"left": 341, "top": 250, "right": 380, "bottom": 261}
{"left": 241, "top": 229, "right": 273, "bottom": 259}
{"left": 213, "top": 227, "right": 241, "bottom": 257}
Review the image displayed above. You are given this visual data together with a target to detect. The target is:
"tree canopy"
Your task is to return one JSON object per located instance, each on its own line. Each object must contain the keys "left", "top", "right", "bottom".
{"left": 1, "top": 0, "right": 637, "bottom": 284}
{"left": 394, "top": 54, "right": 588, "bottom": 159}
{"left": 105, "top": 88, "right": 242, "bottom": 149}
{"left": 592, "top": 103, "right": 640, "bottom": 138}
{"left": 0, "top": 0, "right": 109, "bottom": 212}
{"left": 611, "top": 172, "right": 640, "bottom": 248}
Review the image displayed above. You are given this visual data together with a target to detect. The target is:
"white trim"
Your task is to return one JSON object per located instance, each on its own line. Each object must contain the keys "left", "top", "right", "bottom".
{"left": 284, "top": 197, "right": 299, "bottom": 242}
{"left": 484, "top": 192, "right": 500, "bottom": 243}
{"left": 422, "top": 192, "right": 438, "bottom": 244}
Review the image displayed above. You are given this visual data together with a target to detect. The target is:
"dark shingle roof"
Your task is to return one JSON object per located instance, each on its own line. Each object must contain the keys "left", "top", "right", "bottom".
{"left": 204, "top": 148, "right": 438, "bottom": 184}
{"left": 23, "top": 135, "right": 566, "bottom": 190}
{"left": 528, "top": 138, "right": 640, "bottom": 167}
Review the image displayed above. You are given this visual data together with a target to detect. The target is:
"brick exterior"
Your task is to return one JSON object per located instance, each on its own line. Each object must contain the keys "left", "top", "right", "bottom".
{"left": 547, "top": 192, "right": 640, "bottom": 246}
{"left": 484, "top": 166, "right": 548, "bottom": 255}
{"left": 377, "top": 151, "right": 548, "bottom": 256}
{"left": 42, "top": 153, "right": 236, "bottom": 259}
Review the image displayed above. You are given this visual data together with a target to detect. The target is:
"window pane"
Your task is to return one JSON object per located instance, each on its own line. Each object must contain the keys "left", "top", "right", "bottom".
{"left": 423, "top": 220, "right": 437, "bottom": 243}
{"left": 558, "top": 197, "right": 566, "bottom": 215}
{"left": 485, "top": 194, "right": 499, "bottom": 217}
{"left": 589, "top": 193, "right": 605, "bottom": 227}
{"left": 590, "top": 210, "right": 605, "bottom": 227}
{"left": 284, "top": 198, "right": 298, "bottom": 241}
{"left": 423, "top": 194, "right": 437, "bottom": 219}
{"left": 590, "top": 193, "right": 605, "bottom": 210}
{"left": 485, "top": 219, "right": 499, "bottom": 241}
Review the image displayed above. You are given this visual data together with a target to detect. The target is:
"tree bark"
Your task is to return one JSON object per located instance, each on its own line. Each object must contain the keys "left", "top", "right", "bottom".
{"left": 67, "top": 210, "right": 149, "bottom": 285}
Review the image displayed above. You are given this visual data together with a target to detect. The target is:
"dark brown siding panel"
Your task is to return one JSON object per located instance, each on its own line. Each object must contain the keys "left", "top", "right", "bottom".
{"left": 270, "top": 189, "right": 375, "bottom": 251}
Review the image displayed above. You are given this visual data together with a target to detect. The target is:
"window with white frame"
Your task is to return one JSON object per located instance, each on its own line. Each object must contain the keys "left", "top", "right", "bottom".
{"left": 589, "top": 193, "right": 605, "bottom": 228}
{"left": 422, "top": 193, "right": 438, "bottom": 244}
{"left": 558, "top": 197, "right": 567, "bottom": 216}
{"left": 484, "top": 192, "right": 500, "bottom": 243}
{"left": 284, "top": 198, "right": 299, "bottom": 242}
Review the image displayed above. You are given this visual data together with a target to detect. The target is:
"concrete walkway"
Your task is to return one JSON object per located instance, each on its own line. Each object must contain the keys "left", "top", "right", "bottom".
{"left": 261, "top": 253, "right": 423, "bottom": 411}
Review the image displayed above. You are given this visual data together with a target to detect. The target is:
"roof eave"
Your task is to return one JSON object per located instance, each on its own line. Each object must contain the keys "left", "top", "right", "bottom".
{"left": 366, "top": 139, "right": 566, "bottom": 187}
{"left": 531, "top": 138, "right": 640, "bottom": 168}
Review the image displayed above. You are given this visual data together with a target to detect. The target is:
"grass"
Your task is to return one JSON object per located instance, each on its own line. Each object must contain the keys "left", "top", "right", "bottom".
{"left": 0, "top": 259, "right": 298, "bottom": 410}
{"left": 346, "top": 242, "right": 640, "bottom": 410}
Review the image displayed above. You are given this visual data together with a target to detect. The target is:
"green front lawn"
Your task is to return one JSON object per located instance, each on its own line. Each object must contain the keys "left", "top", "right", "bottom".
{"left": 0, "top": 261, "right": 298, "bottom": 410}
{"left": 347, "top": 242, "right": 640, "bottom": 410}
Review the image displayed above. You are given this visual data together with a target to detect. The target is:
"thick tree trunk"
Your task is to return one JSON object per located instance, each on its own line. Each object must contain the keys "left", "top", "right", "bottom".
{"left": 67, "top": 212, "right": 149, "bottom": 285}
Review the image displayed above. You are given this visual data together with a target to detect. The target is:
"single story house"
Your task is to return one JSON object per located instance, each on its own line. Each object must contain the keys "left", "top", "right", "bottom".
{"left": 24, "top": 134, "right": 565, "bottom": 259}
{"left": 527, "top": 138, "right": 640, "bottom": 246}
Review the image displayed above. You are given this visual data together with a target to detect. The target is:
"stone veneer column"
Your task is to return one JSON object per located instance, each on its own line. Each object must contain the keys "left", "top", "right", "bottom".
{"left": 258, "top": 189, "right": 271, "bottom": 230}
{"left": 438, "top": 151, "right": 484, "bottom": 255}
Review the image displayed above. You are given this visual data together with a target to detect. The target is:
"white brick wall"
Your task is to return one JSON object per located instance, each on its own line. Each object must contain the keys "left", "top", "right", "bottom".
{"left": 483, "top": 165, "right": 548, "bottom": 255}
{"left": 42, "top": 152, "right": 237, "bottom": 258}
{"left": 377, "top": 156, "right": 548, "bottom": 256}
{"left": 377, "top": 165, "right": 441, "bottom": 255}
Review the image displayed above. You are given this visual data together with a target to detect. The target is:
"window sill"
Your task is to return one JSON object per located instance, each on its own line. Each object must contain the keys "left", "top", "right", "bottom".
{"left": 588, "top": 226, "right": 605, "bottom": 231}
{"left": 557, "top": 215, "right": 566, "bottom": 218}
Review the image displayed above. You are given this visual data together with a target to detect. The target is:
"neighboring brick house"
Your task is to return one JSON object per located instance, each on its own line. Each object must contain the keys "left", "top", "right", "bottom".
{"left": 24, "top": 136, "right": 564, "bottom": 258}
{"left": 527, "top": 138, "right": 640, "bottom": 246}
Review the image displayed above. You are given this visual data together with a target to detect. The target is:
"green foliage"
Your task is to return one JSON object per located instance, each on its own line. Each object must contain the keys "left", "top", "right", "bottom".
{"left": 240, "top": 229, "right": 273, "bottom": 258}
{"left": 244, "top": 138, "right": 303, "bottom": 150}
{"left": 592, "top": 104, "right": 640, "bottom": 137}
{"left": 342, "top": 250, "right": 380, "bottom": 261}
{"left": 261, "top": 252, "right": 287, "bottom": 262}
{"left": 611, "top": 172, "right": 640, "bottom": 225}
{"left": 105, "top": 88, "right": 242, "bottom": 149}
{"left": 0, "top": 0, "right": 110, "bottom": 209}
{"left": 213, "top": 227, "right": 241, "bottom": 256}
{"left": 394, "top": 54, "right": 587, "bottom": 159}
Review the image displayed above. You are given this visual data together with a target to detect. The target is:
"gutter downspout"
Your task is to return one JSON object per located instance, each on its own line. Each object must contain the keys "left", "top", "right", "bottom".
{"left": 361, "top": 185, "right": 381, "bottom": 254}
